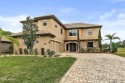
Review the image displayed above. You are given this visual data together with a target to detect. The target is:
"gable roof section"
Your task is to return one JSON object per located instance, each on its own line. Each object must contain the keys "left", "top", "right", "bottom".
{"left": 11, "top": 30, "right": 55, "bottom": 38}
{"left": 64, "top": 23, "right": 102, "bottom": 29}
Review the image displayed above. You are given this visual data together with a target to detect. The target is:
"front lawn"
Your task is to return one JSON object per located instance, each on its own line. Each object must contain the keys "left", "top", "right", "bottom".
{"left": 0, "top": 56, "right": 76, "bottom": 83}
{"left": 115, "top": 52, "right": 125, "bottom": 57}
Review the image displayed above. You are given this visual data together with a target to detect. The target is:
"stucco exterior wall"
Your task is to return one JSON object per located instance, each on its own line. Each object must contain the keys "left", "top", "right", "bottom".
{"left": 81, "top": 27, "right": 99, "bottom": 40}
{"left": 14, "top": 36, "right": 52, "bottom": 54}
{"left": 36, "top": 18, "right": 65, "bottom": 52}
{"left": 65, "top": 27, "right": 100, "bottom": 41}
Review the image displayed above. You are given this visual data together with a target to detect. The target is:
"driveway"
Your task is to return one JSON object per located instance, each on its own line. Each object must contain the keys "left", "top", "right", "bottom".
{"left": 59, "top": 53, "right": 125, "bottom": 83}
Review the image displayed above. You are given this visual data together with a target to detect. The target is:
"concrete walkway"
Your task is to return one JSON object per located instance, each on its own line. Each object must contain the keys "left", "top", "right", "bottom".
{"left": 59, "top": 53, "right": 125, "bottom": 83}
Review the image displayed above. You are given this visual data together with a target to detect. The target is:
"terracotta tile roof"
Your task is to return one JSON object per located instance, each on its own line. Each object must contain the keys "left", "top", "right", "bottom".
{"left": 11, "top": 30, "right": 55, "bottom": 37}
{"left": 64, "top": 23, "right": 102, "bottom": 29}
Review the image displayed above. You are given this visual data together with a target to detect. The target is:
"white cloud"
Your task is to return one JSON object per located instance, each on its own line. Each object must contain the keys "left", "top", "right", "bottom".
{"left": 0, "top": 15, "right": 28, "bottom": 33}
{"left": 97, "top": 11, "right": 125, "bottom": 43}
{"left": 99, "top": 9, "right": 116, "bottom": 20}
{"left": 118, "top": 13, "right": 125, "bottom": 19}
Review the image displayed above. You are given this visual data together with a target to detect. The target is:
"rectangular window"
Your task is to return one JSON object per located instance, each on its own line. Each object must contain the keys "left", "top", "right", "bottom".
{"left": 87, "top": 42, "right": 93, "bottom": 47}
{"left": 61, "top": 28, "right": 63, "bottom": 34}
{"left": 88, "top": 29, "right": 93, "bottom": 35}
{"left": 55, "top": 25, "right": 57, "bottom": 28}
{"left": 43, "top": 20, "right": 47, "bottom": 26}
{"left": 69, "top": 30, "right": 77, "bottom": 36}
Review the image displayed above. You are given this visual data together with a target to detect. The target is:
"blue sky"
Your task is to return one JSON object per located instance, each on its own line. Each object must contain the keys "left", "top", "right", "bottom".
{"left": 0, "top": 0, "right": 125, "bottom": 43}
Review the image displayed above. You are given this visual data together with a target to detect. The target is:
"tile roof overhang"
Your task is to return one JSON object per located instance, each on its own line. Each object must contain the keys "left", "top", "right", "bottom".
{"left": 11, "top": 30, "right": 56, "bottom": 38}
{"left": 64, "top": 23, "right": 102, "bottom": 29}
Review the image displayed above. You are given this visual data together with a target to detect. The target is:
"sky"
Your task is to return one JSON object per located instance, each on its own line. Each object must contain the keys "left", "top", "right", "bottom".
{"left": 0, "top": 0, "right": 125, "bottom": 43}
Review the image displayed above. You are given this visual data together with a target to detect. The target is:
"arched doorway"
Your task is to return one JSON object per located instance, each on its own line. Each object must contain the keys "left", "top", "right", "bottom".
{"left": 66, "top": 43, "right": 78, "bottom": 52}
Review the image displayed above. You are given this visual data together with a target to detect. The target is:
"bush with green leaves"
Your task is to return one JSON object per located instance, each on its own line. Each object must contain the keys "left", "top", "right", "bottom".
{"left": 9, "top": 44, "right": 13, "bottom": 54}
{"left": 24, "top": 48, "right": 28, "bottom": 55}
{"left": 41, "top": 48, "right": 45, "bottom": 55}
{"left": 19, "top": 48, "right": 23, "bottom": 54}
{"left": 80, "top": 48, "right": 87, "bottom": 52}
{"left": 47, "top": 49, "right": 55, "bottom": 57}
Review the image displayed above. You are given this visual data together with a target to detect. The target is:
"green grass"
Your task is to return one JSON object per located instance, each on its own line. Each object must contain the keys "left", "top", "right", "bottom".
{"left": 0, "top": 56, "right": 76, "bottom": 83}
{"left": 115, "top": 52, "right": 125, "bottom": 57}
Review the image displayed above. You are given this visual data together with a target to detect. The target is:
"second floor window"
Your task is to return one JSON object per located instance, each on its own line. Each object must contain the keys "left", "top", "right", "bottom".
{"left": 55, "top": 25, "right": 57, "bottom": 28}
{"left": 43, "top": 20, "right": 47, "bottom": 26}
{"left": 61, "top": 28, "right": 63, "bottom": 34}
{"left": 88, "top": 29, "right": 93, "bottom": 35}
{"left": 69, "top": 30, "right": 77, "bottom": 36}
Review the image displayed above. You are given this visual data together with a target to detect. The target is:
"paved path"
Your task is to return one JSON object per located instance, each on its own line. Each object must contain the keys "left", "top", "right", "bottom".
{"left": 59, "top": 53, "right": 125, "bottom": 83}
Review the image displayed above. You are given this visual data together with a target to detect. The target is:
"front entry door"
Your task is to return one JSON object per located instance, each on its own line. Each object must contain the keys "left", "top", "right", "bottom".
{"left": 70, "top": 43, "right": 77, "bottom": 52}
{"left": 66, "top": 43, "right": 78, "bottom": 52}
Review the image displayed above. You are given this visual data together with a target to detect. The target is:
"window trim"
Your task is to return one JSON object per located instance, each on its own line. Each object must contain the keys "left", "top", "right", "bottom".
{"left": 55, "top": 25, "right": 57, "bottom": 28}
{"left": 87, "top": 42, "right": 93, "bottom": 47}
{"left": 69, "top": 30, "right": 77, "bottom": 36}
{"left": 61, "top": 28, "right": 63, "bottom": 34}
{"left": 88, "top": 29, "right": 93, "bottom": 35}
{"left": 43, "top": 20, "right": 47, "bottom": 27}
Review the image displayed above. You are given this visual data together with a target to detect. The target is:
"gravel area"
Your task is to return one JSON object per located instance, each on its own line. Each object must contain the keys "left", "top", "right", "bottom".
{"left": 60, "top": 53, "right": 125, "bottom": 83}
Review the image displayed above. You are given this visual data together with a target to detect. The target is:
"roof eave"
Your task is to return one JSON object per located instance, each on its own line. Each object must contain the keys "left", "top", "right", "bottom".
{"left": 66, "top": 26, "right": 102, "bottom": 30}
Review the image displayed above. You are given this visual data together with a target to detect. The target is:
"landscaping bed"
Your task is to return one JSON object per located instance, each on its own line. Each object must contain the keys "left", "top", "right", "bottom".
{"left": 0, "top": 56, "right": 76, "bottom": 83}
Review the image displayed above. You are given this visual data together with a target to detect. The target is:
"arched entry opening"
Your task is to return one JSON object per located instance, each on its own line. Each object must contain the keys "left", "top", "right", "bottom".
{"left": 66, "top": 43, "right": 78, "bottom": 52}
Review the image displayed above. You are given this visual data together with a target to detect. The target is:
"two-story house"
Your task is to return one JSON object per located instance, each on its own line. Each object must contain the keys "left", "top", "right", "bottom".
{"left": 12, "top": 15, "right": 102, "bottom": 54}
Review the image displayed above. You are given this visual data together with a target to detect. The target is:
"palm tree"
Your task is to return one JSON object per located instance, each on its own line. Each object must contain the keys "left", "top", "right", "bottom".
{"left": 0, "top": 28, "right": 19, "bottom": 54}
{"left": 105, "top": 33, "right": 120, "bottom": 53}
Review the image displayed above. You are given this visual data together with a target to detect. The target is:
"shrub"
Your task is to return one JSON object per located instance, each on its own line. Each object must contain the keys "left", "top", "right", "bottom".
{"left": 41, "top": 48, "right": 45, "bottom": 55}
{"left": 87, "top": 48, "right": 95, "bottom": 52}
{"left": 9, "top": 44, "right": 13, "bottom": 54}
{"left": 53, "top": 54, "right": 61, "bottom": 57}
{"left": 19, "top": 48, "right": 23, "bottom": 54}
{"left": 79, "top": 48, "right": 87, "bottom": 52}
{"left": 34, "top": 48, "right": 38, "bottom": 55}
{"left": 24, "top": 48, "right": 28, "bottom": 55}
{"left": 47, "top": 49, "right": 55, "bottom": 57}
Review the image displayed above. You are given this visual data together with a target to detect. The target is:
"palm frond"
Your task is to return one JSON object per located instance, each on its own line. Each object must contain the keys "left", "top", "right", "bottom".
{"left": 112, "top": 37, "right": 120, "bottom": 40}
{"left": 2, "top": 36, "right": 19, "bottom": 46}
{"left": 112, "top": 33, "right": 116, "bottom": 37}
{"left": 104, "top": 39, "right": 110, "bottom": 40}
{"left": 105, "top": 35, "right": 112, "bottom": 39}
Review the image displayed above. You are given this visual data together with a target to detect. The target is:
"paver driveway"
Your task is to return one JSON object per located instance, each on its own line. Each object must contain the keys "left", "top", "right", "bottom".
{"left": 60, "top": 53, "right": 125, "bottom": 83}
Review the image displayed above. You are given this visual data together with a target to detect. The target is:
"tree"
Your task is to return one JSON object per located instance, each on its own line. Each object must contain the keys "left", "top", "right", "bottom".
{"left": 0, "top": 28, "right": 19, "bottom": 54}
{"left": 98, "top": 28, "right": 102, "bottom": 52}
{"left": 21, "top": 16, "right": 38, "bottom": 62}
{"left": 105, "top": 33, "right": 120, "bottom": 53}
{"left": 122, "top": 40, "right": 125, "bottom": 48}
